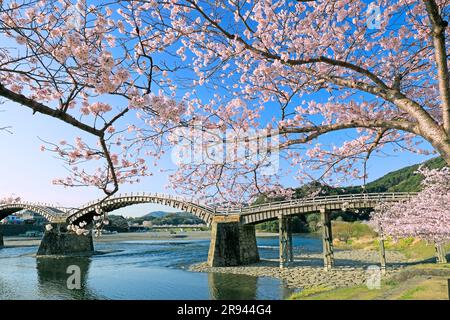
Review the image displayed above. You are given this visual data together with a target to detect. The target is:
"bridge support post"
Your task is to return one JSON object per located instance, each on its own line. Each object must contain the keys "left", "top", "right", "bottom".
{"left": 37, "top": 223, "right": 94, "bottom": 256}
{"left": 379, "top": 237, "right": 386, "bottom": 275}
{"left": 278, "top": 215, "right": 289, "bottom": 268}
{"left": 320, "top": 208, "right": 334, "bottom": 271}
{"left": 288, "top": 217, "right": 294, "bottom": 264}
{"left": 0, "top": 229, "right": 3, "bottom": 248}
{"left": 208, "top": 216, "right": 259, "bottom": 267}
{"left": 435, "top": 243, "right": 447, "bottom": 264}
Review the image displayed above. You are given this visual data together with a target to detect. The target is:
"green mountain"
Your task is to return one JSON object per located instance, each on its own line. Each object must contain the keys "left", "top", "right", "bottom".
{"left": 143, "top": 211, "right": 168, "bottom": 218}
{"left": 287, "top": 156, "right": 447, "bottom": 198}
{"left": 343, "top": 157, "right": 446, "bottom": 193}
{"left": 128, "top": 212, "right": 205, "bottom": 226}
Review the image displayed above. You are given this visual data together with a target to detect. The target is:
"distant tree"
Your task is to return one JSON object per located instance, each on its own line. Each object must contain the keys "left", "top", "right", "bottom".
{"left": 106, "top": 215, "right": 129, "bottom": 232}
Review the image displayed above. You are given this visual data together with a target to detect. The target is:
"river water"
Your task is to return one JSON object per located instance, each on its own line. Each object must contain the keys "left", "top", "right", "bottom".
{"left": 0, "top": 235, "right": 322, "bottom": 300}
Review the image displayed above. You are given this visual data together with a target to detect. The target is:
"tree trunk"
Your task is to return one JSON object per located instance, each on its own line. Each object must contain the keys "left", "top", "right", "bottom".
{"left": 437, "top": 141, "right": 450, "bottom": 166}
{"left": 422, "top": 130, "right": 450, "bottom": 167}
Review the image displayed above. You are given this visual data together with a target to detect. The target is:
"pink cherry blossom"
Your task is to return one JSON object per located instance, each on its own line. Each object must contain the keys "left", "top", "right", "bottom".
{"left": 370, "top": 167, "right": 450, "bottom": 244}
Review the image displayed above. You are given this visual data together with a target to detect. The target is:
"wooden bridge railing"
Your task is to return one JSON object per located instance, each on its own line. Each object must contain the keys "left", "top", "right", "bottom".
{"left": 214, "top": 192, "right": 418, "bottom": 215}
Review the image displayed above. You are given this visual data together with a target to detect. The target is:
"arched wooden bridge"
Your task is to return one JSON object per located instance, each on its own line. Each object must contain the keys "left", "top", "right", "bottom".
{"left": 218, "top": 192, "right": 417, "bottom": 224}
{"left": 0, "top": 192, "right": 418, "bottom": 269}
{"left": 0, "top": 192, "right": 417, "bottom": 227}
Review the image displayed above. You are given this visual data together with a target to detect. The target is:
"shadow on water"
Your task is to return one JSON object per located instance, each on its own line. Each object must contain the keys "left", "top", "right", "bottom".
{"left": 36, "top": 256, "right": 100, "bottom": 299}
{"left": 207, "top": 272, "right": 295, "bottom": 300}
{"left": 208, "top": 272, "right": 258, "bottom": 300}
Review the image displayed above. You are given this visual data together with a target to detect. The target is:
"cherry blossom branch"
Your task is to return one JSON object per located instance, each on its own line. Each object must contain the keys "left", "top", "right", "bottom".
{"left": 0, "top": 83, "right": 102, "bottom": 136}
{"left": 279, "top": 119, "right": 419, "bottom": 140}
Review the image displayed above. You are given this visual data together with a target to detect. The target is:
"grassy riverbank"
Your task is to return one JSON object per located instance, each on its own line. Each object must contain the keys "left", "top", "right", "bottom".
{"left": 331, "top": 221, "right": 445, "bottom": 261}
{"left": 290, "top": 263, "right": 450, "bottom": 300}
{"left": 288, "top": 221, "right": 450, "bottom": 300}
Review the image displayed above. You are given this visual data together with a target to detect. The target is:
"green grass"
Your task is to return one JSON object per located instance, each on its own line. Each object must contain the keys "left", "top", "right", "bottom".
{"left": 288, "top": 286, "right": 332, "bottom": 299}
{"left": 289, "top": 262, "right": 450, "bottom": 300}
{"left": 332, "top": 221, "right": 446, "bottom": 262}
{"left": 385, "top": 238, "right": 437, "bottom": 261}
{"left": 292, "top": 284, "right": 392, "bottom": 300}
{"left": 332, "top": 221, "right": 377, "bottom": 242}
{"left": 399, "top": 286, "right": 426, "bottom": 300}
{"left": 409, "top": 262, "right": 450, "bottom": 270}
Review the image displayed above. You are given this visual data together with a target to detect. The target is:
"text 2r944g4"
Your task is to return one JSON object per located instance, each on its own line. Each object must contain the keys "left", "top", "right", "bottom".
{"left": 221, "top": 304, "right": 272, "bottom": 315}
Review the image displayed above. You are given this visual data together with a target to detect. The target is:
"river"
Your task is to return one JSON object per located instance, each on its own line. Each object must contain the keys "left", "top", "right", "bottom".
{"left": 0, "top": 235, "right": 322, "bottom": 300}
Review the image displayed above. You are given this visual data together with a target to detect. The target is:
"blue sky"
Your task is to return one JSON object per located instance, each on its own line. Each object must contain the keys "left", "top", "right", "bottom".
{"left": 0, "top": 102, "right": 180, "bottom": 216}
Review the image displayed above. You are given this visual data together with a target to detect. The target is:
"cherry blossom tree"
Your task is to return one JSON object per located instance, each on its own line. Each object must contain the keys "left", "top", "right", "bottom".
{"left": 370, "top": 166, "right": 450, "bottom": 263}
{"left": 142, "top": 0, "right": 450, "bottom": 203}
{"left": 2, "top": 0, "right": 450, "bottom": 206}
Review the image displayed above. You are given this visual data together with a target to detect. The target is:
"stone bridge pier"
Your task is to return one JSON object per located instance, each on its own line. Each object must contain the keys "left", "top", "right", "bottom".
{"left": 207, "top": 209, "right": 337, "bottom": 270}
{"left": 207, "top": 215, "right": 260, "bottom": 267}
{"left": 37, "top": 223, "right": 94, "bottom": 256}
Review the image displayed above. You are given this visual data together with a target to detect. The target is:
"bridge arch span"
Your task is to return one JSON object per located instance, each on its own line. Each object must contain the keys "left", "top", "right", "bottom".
{"left": 0, "top": 202, "right": 66, "bottom": 223}
{"left": 66, "top": 193, "right": 216, "bottom": 227}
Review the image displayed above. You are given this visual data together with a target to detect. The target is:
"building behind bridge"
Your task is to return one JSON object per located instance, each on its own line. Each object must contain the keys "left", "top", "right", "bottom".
{"left": 1, "top": 210, "right": 48, "bottom": 226}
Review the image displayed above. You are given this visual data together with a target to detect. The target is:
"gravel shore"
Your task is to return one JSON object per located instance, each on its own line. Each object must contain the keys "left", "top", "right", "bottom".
{"left": 190, "top": 250, "right": 408, "bottom": 290}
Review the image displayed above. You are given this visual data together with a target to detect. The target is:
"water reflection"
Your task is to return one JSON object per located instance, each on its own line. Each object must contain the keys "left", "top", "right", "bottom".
{"left": 208, "top": 272, "right": 258, "bottom": 300}
{"left": 36, "top": 257, "right": 99, "bottom": 299}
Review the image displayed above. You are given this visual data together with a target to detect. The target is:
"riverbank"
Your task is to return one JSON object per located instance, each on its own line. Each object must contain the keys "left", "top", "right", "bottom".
{"left": 2, "top": 227, "right": 447, "bottom": 299}
{"left": 289, "top": 263, "right": 450, "bottom": 300}
{"left": 190, "top": 249, "right": 408, "bottom": 290}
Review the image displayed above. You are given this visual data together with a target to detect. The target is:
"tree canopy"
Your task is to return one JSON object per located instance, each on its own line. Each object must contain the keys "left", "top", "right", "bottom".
{"left": 0, "top": 1, "right": 449, "bottom": 205}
